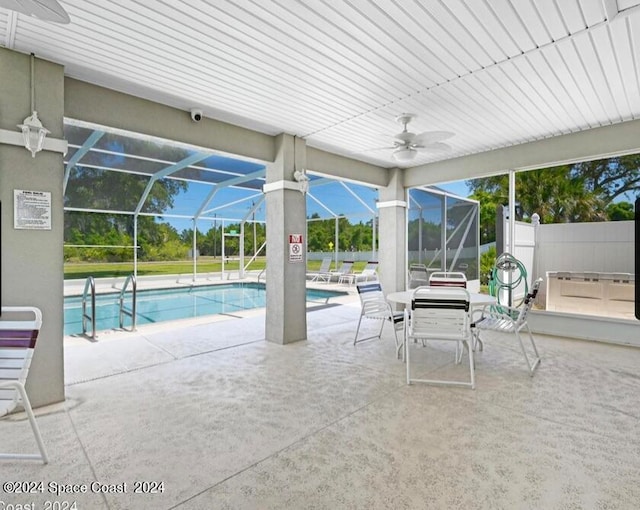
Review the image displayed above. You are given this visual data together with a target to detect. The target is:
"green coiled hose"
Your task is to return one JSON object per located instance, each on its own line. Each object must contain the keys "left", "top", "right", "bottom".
{"left": 488, "top": 252, "right": 529, "bottom": 315}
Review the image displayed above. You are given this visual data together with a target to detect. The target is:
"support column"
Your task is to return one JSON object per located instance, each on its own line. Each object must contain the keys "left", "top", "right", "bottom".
{"left": 377, "top": 168, "right": 406, "bottom": 295}
{"left": 0, "top": 48, "right": 65, "bottom": 407}
{"left": 264, "top": 134, "right": 307, "bottom": 344}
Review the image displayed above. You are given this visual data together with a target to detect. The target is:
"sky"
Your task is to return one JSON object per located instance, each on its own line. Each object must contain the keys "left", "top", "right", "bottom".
{"left": 163, "top": 176, "right": 474, "bottom": 234}
{"left": 162, "top": 169, "right": 636, "bottom": 234}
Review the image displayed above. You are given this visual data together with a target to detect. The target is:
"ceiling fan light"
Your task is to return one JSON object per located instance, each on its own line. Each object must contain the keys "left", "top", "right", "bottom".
{"left": 393, "top": 147, "right": 416, "bottom": 161}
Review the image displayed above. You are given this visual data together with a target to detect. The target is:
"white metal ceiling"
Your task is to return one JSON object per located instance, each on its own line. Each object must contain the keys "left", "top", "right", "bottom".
{"left": 2, "top": 0, "right": 640, "bottom": 168}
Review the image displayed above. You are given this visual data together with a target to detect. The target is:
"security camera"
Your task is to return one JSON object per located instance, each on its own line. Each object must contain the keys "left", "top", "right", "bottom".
{"left": 190, "top": 109, "right": 203, "bottom": 122}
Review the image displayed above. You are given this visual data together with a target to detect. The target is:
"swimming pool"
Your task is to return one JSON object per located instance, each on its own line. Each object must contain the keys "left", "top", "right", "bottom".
{"left": 64, "top": 282, "right": 346, "bottom": 336}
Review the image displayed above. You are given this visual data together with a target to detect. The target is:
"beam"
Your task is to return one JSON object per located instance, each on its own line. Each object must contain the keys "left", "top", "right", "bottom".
{"left": 306, "top": 146, "right": 388, "bottom": 187}
{"left": 134, "top": 152, "right": 210, "bottom": 214}
{"left": 404, "top": 118, "right": 640, "bottom": 188}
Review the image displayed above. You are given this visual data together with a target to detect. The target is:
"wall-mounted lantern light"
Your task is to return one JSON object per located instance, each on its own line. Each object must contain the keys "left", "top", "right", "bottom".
{"left": 18, "top": 111, "right": 50, "bottom": 158}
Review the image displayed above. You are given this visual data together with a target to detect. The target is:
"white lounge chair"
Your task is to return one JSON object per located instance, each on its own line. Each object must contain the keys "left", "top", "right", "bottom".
{"left": 330, "top": 260, "right": 354, "bottom": 283}
{"left": 307, "top": 257, "right": 332, "bottom": 282}
{"left": 354, "top": 261, "right": 379, "bottom": 283}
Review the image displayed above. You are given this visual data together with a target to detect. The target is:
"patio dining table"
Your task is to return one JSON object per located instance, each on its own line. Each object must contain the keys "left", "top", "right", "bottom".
{"left": 387, "top": 290, "right": 497, "bottom": 308}
{"left": 387, "top": 289, "right": 497, "bottom": 360}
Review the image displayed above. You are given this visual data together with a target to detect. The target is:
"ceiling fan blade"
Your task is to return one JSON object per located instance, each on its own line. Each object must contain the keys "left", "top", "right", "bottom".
{"left": 393, "top": 130, "right": 416, "bottom": 144}
{"left": 414, "top": 142, "right": 452, "bottom": 153}
{"left": 0, "top": 0, "right": 70, "bottom": 23}
{"left": 413, "top": 130, "right": 454, "bottom": 145}
{"left": 361, "top": 146, "right": 399, "bottom": 153}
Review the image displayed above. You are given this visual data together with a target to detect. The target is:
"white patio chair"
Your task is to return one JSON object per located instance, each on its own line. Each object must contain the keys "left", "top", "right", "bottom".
{"left": 354, "top": 282, "right": 404, "bottom": 359}
{"left": 408, "top": 263, "right": 429, "bottom": 289}
{"left": 428, "top": 271, "right": 467, "bottom": 288}
{"left": 354, "top": 261, "right": 379, "bottom": 283}
{"left": 331, "top": 260, "right": 354, "bottom": 283}
{"left": 0, "top": 306, "right": 49, "bottom": 463}
{"left": 405, "top": 287, "right": 475, "bottom": 389}
{"left": 307, "top": 257, "right": 332, "bottom": 282}
{"left": 471, "top": 278, "right": 542, "bottom": 376}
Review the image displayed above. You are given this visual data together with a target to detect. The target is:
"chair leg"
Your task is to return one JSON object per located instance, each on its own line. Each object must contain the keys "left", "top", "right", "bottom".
{"left": 17, "top": 384, "right": 49, "bottom": 464}
{"left": 467, "top": 340, "right": 476, "bottom": 389}
{"left": 455, "top": 341, "right": 462, "bottom": 364}
{"left": 405, "top": 335, "right": 411, "bottom": 384}
{"left": 523, "top": 324, "right": 541, "bottom": 375}
{"left": 515, "top": 327, "right": 541, "bottom": 376}
{"left": 472, "top": 329, "right": 484, "bottom": 351}
{"left": 525, "top": 323, "right": 541, "bottom": 360}
{"left": 0, "top": 383, "right": 49, "bottom": 464}
{"left": 354, "top": 317, "right": 385, "bottom": 346}
{"left": 406, "top": 337, "right": 475, "bottom": 389}
{"left": 392, "top": 324, "right": 403, "bottom": 360}
{"left": 353, "top": 314, "right": 364, "bottom": 345}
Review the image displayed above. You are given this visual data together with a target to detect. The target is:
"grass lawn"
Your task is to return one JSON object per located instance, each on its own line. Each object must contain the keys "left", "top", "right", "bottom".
{"left": 63, "top": 257, "right": 368, "bottom": 280}
{"left": 64, "top": 257, "right": 264, "bottom": 280}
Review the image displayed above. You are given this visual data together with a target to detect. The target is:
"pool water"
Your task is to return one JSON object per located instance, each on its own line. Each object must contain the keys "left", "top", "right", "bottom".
{"left": 64, "top": 282, "right": 346, "bottom": 336}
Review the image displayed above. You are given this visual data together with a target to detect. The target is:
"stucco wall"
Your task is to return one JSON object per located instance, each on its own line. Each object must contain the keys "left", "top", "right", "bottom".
{"left": 0, "top": 48, "right": 65, "bottom": 406}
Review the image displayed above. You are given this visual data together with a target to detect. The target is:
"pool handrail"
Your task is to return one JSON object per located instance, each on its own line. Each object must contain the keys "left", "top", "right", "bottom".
{"left": 118, "top": 273, "right": 137, "bottom": 331}
{"left": 81, "top": 276, "right": 96, "bottom": 340}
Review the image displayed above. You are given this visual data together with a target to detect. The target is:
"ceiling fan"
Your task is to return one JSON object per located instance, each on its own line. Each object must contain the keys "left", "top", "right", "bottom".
{"left": 371, "top": 113, "right": 454, "bottom": 162}
{"left": 0, "top": 0, "right": 70, "bottom": 24}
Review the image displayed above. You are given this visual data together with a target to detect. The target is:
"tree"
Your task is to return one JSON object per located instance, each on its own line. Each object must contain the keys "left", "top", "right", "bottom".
{"left": 468, "top": 167, "right": 608, "bottom": 224}
{"left": 64, "top": 137, "right": 190, "bottom": 261}
{"left": 606, "top": 201, "right": 635, "bottom": 221}
{"left": 466, "top": 156, "right": 640, "bottom": 243}
{"left": 573, "top": 156, "right": 640, "bottom": 203}
{"left": 468, "top": 189, "right": 502, "bottom": 245}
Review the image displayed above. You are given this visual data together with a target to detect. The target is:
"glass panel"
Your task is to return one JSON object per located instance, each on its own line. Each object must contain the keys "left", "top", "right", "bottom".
{"left": 70, "top": 150, "right": 169, "bottom": 175}
{"left": 445, "top": 196, "right": 478, "bottom": 280}
{"left": 407, "top": 189, "right": 443, "bottom": 270}
{"left": 408, "top": 187, "right": 480, "bottom": 284}
{"left": 89, "top": 131, "right": 193, "bottom": 163}
{"left": 65, "top": 166, "right": 151, "bottom": 212}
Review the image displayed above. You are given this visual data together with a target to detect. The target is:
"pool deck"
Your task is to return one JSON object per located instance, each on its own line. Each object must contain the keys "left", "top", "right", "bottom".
{"left": 4, "top": 286, "right": 640, "bottom": 509}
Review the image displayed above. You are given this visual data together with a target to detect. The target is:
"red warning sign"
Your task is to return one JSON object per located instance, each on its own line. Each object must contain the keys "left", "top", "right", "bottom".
{"left": 289, "top": 234, "right": 303, "bottom": 263}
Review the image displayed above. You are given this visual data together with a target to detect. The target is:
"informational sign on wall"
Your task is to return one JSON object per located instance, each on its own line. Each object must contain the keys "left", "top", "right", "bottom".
{"left": 288, "top": 233, "right": 303, "bottom": 263}
{"left": 14, "top": 189, "right": 52, "bottom": 230}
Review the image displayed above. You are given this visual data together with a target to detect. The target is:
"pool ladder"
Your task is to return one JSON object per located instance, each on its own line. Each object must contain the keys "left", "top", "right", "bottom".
{"left": 81, "top": 276, "right": 96, "bottom": 340}
{"left": 119, "top": 273, "right": 137, "bottom": 331}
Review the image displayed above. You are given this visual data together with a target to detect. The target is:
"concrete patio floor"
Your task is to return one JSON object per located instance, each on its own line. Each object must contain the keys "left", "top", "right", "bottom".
{"left": 2, "top": 298, "right": 640, "bottom": 509}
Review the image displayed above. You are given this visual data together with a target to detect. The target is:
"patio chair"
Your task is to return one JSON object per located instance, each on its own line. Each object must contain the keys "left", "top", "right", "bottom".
{"left": 330, "top": 260, "right": 354, "bottom": 283}
{"left": 428, "top": 271, "right": 467, "bottom": 288}
{"left": 354, "top": 282, "right": 404, "bottom": 359}
{"left": 354, "top": 261, "right": 379, "bottom": 283}
{"left": 408, "top": 264, "right": 429, "bottom": 289}
{"left": 307, "top": 257, "right": 332, "bottom": 282}
{"left": 0, "top": 306, "right": 49, "bottom": 463}
{"left": 405, "top": 287, "right": 475, "bottom": 389}
{"left": 471, "top": 278, "right": 542, "bottom": 376}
